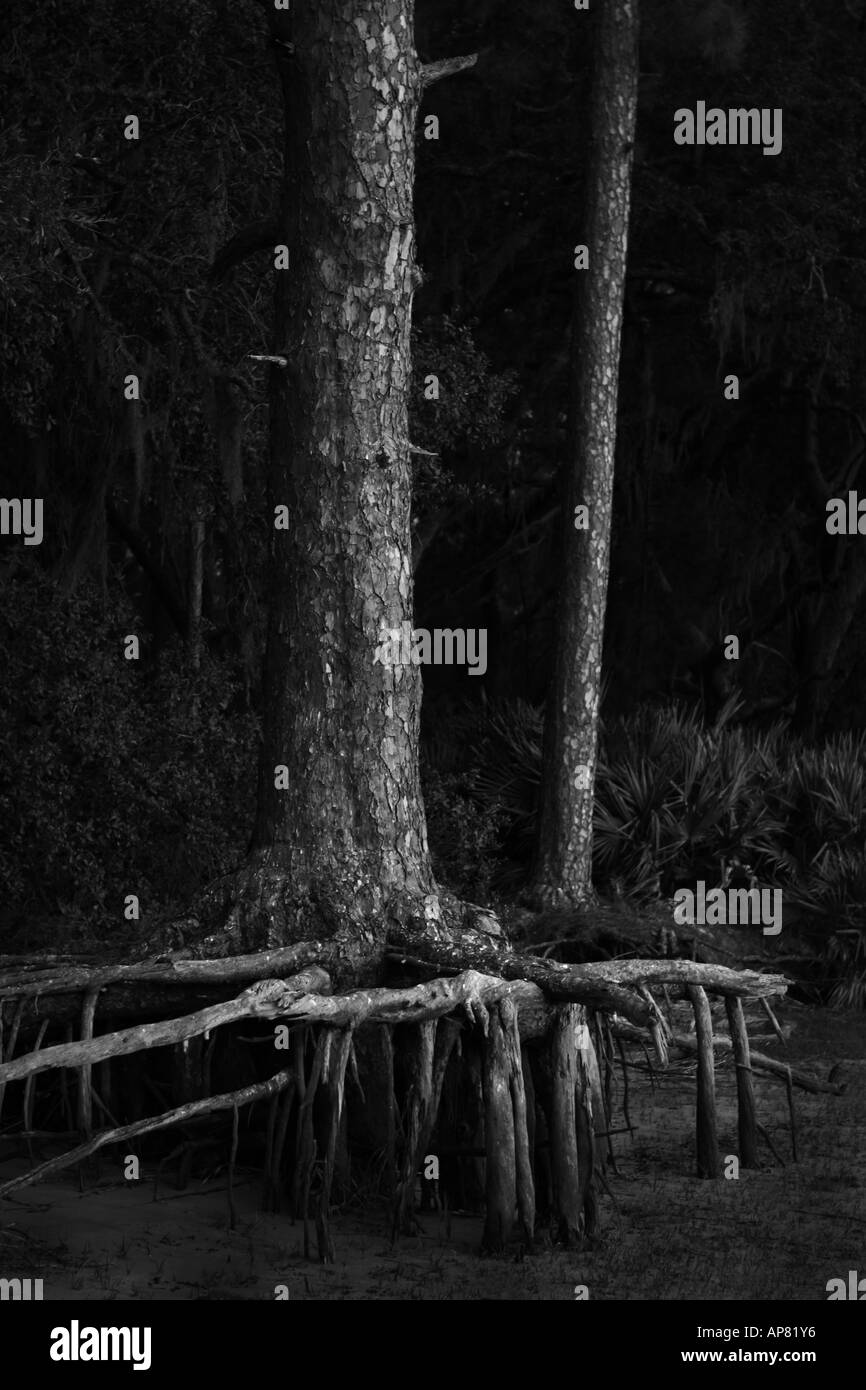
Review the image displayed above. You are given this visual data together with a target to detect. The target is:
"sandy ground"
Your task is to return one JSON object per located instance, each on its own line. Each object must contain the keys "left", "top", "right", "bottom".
{"left": 0, "top": 998, "right": 863, "bottom": 1300}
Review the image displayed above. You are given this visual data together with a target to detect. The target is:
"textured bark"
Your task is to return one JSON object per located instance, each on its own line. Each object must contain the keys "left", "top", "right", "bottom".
{"left": 501, "top": 1000, "right": 536, "bottom": 1245}
{"left": 547, "top": 1005, "right": 585, "bottom": 1246}
{"left": 393, "top": 1020, "right": 436, "bottom": 1233}
{"left": 0, "top": 946, "right": 789, "bottom": 1058}
{"left": 480, "top": 1005, "right": 517, "bottom": 1252}
{"left": 534, "top": 0, "right": 639, "bottom": 905}
{"left": 316, "top": 1027, "right": 353, "bottom": 1262}
{"left": 574, "top": 1012, "right": 599, "bottom": 1236}
{"left": 687, "top": 984, "right": 720, "bottom": 1179}
{"left": 214, "top": 0, "right": 431, "bottom": 961}
{"left": 725, "top": 995, "right": 759, "bottom": 1169}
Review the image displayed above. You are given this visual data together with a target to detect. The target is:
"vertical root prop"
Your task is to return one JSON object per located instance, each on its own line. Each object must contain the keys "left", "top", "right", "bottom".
{"left": 500, "top": 999, "right": 535, "bottom": 1247}
{"left": 481, "top": 1003, "right": 517, "bottom": 1252}
{"left": 292, "top": 1027, "right": 326, "bottom": 1258}
{"left": 264, "top": 1072, "right": 297, "bottom": 1211}
{"left": 724, "top": 995, "right": 758, "bottom": 1169}
{"left": 77, "top": 990, "right": 99, "bottom": 1139}
{"left": 347, "top": 1024, "right": 396, "bottom": 1197}
{"left": 521, "top": 1043, "right": 537, "bottom": 1193}
{"left": 393, "top": 1020, "right": 436, "bottom": 1237}
{"left": 315, "top": 1027, "right": 353, "bottom": 1264}
{"left": 391, "top": 1017, "right": 462, "bottom": 1236}
{"left": 548, "top": 1003, "right": 598, "bottom": 1246}
{"left": 574, "top": 1011, "right": 599, "bottom": 1237}
{"left": 23, "top": 1019, "right": 49, "bottom": 1139}
{"left": 687, "top": 985, "right": 720, "bottom": 1178}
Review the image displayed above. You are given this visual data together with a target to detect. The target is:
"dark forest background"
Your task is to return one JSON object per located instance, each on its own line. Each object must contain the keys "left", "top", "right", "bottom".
{"left": 2, "top": 0, "right": 866, "bottom": 1002}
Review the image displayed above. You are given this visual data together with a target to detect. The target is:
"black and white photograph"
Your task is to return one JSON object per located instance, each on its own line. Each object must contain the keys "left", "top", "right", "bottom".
{"left": 0, "top": 0, "right": 864, "bottom": 1350}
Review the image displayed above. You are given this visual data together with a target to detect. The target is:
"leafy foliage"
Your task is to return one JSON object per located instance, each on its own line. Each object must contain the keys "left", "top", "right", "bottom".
{"left": 409, "top": 315, "right": 518, "bottom": 515}
{"left": 0, "top": 571, "right": 257, "bottom": 933}
{"left": 443, "top": 696, "right": 866, "bottom": 1000}
{"left": 787, "top": 847, "right": 866, "bottom": 1009}
{"left": 422, "top": 766, "right": 505, "bottom": 904}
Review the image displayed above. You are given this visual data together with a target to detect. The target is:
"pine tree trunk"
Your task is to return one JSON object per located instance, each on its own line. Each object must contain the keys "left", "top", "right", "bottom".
{"left": 533, "top": 0, "right": 639, "bottom": 907}
{"left": 209, "top": 1, "right": 435, "bottom": 968}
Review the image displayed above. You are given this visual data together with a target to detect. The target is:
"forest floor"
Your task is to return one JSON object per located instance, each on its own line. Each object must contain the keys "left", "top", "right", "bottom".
{"left": 0, "top": 997, "right": 863, "bottom": 1301}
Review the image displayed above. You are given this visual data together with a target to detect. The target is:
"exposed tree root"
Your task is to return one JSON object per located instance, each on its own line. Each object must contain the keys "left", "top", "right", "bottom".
{"left": 0, "top": 946, "right": 332, "bottom": 999}
{"left": 725, "top": 996, "right": 759, "bottom": 1168}
{"left": 0, "top": 958, "right": 792, "bottom": 1088}
{"left": 548, "top": 1005, "right": 587, "bottom": 1245}
{"left": 0, "top": 967, "right": 332, "bottom": 1084}
{"left": 393, "top": 1020, "right": 437, "bottom": 1237}
{"left": 611, "top": 1021, "right": 844, "bottom": 1095}
{"left": 500, "top": 999, "right": 535, "bottom": 1247}
{"left": 0, "top": 879, "right": 820, "bottom": 1258}
{"left": 0, "top": 1069, "right": 296, "bottom": 1199}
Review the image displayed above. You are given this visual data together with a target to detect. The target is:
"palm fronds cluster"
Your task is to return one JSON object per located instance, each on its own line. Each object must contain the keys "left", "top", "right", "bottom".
{"left": 423, "top": 698, "right": 866, "bottom": 1004}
